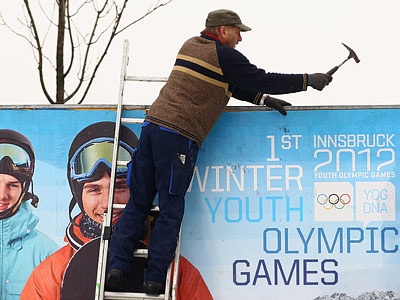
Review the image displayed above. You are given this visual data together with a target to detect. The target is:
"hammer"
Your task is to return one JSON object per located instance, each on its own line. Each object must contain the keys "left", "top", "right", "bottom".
{"left": 327, "top": 43, "right": 360, "bottom": 75}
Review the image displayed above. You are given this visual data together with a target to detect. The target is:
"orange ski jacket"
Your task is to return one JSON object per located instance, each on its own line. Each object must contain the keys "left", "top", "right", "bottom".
{"left": 21, "top": 213, "right": 213, "bottom": 299}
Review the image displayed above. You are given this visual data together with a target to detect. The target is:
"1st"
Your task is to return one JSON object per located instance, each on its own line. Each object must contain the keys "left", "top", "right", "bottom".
{"left": 266, "top": 135, "right": 303, "bottom": 161}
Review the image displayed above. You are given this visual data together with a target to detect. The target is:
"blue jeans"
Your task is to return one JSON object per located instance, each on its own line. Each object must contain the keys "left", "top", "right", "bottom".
{"left": 108, "top": 122, "right": 199, "bottom": 283}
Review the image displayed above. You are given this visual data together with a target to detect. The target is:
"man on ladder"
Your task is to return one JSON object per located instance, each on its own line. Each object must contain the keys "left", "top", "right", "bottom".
{"left": 106, "top": 8, "right": 332, "bottom": 295}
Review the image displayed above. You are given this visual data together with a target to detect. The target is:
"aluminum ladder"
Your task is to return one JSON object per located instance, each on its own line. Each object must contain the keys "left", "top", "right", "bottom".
{"left": 95, "top": 39, "right": 180, "bottom": 300}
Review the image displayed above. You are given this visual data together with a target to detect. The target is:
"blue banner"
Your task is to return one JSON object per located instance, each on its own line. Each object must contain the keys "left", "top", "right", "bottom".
{"left": 0, "top": 106, "right": 398, "bottom": 299}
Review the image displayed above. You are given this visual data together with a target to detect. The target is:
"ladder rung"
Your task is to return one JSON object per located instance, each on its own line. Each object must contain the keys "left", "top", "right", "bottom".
{"left": 121, "top": 117, "right": 145, "bottom": 124}
{"left": 125, "top": 76, "right": 167, "bottom": 82}
{"left": 112, "top": 205, "right": 159, "bottom": 211}
{"left": 117, "top": 160, "right": 129, "bottom": 167}
{"left": 133, "top": 249, "right": 148, "bottom": 258}
{"left": 112, "top": 204, "right": 126, "bottom": 209}
{"left": 104, "top": 291, "right": 164, "bottom": 300}
{"left": 151, "top": 206, "right": 160, "bottom": 212}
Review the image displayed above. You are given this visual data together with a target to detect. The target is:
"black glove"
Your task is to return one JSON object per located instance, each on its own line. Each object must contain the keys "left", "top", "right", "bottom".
{"left": 307, "top": 73, "right": 332, "bottom": 91}
{"left": 264, "top": 95, "right": 292, "bottom": 116}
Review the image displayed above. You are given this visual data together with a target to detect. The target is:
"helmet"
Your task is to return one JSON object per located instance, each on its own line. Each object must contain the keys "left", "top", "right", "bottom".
{"left": 67, "top": 122, "right": 138, "bottom": 216}
{"left": 0, "top": 129, "right": 38, "bottom": 219}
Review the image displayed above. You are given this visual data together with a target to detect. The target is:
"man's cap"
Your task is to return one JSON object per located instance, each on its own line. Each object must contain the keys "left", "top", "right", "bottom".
{"left": 205, "top": 9, "right": 251, "bottom": 32}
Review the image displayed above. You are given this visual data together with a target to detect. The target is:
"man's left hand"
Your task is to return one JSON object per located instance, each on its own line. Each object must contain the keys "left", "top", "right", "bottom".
{"left": 263, "top": 95, "right": 292, "bottom": 116}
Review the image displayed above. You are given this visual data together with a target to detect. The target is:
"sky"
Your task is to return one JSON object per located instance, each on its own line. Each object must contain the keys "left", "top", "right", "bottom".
{"left": 0, "top": 0, "right": 399, "bottom": 107}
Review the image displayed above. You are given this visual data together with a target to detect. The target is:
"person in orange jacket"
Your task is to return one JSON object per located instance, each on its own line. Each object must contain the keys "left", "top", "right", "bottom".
{"left": 20, "top": 121, "right": 213, "bottom": 300}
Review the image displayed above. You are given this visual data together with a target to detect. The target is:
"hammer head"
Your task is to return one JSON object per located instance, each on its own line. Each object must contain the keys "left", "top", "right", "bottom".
{"left": 342, "top": 43, "right": 360, "bottom": 63}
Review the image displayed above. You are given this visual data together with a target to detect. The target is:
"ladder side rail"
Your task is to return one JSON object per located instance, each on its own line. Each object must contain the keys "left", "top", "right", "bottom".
{"left": 95, "top": 39, "right": 130, "bottom": 300}
{"left": 170, "top": 227, "right": 182, "bottom": 300}
{"left": 163, "top": 226, "right": 182, "bottom": 300}
{"left": 163, "top": 263, "right": 173, "bottom": 300}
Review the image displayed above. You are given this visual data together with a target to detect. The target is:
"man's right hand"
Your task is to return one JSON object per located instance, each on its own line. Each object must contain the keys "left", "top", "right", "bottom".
{"left": 307, "top": 73, "right": 332, "bottom": 91}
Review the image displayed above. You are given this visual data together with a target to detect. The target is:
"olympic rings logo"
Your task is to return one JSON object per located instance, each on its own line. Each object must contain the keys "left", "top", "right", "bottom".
{"left": 316, "top": 193, "right": 351, "bottom": 210}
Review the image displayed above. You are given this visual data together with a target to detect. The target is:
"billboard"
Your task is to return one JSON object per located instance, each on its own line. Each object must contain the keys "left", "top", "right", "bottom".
{"left": 0, "top": 105, "right": 399, "bottom": 299}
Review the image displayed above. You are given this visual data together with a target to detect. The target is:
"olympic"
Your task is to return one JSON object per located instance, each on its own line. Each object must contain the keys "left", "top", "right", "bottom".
{"left": 263, "top": 226, "right": 399, "bottom": 254}
{"left": 316, "top": 193, "right": 351, "bottom": 209}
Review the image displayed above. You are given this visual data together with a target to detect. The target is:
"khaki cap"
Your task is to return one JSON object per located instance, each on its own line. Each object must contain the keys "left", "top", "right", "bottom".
{"left": 205, "top": 9, "right": 251, "bottom": 32}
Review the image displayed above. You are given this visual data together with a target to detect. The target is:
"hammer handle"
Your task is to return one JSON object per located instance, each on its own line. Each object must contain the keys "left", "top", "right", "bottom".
{"left": 327, "top": 66, "right": 338, "bottom": 76}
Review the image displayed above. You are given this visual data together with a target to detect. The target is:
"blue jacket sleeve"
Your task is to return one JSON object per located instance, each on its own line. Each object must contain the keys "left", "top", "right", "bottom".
{"left": 217, "top": 43, "right": 306, "bottom": 99}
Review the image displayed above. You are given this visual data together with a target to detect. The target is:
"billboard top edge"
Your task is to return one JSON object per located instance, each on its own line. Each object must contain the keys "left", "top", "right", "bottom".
{"left": 0, "top": 104, "right": 400, "bottom": 111}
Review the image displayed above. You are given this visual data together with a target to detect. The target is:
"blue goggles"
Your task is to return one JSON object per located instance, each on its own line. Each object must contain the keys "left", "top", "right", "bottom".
{"left": 69, "top": 137, "right": 134, "bottom": 182}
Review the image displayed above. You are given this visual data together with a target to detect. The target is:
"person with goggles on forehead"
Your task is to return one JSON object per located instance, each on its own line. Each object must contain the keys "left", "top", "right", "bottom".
{"left": 21, "top": 121, "right": 212, "bottom": 299}
{"left": 0, "top": 129, "right": 58, "bottom": 300}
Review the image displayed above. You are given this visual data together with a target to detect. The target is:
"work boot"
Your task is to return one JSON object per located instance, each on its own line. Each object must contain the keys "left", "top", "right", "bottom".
{"left": 143, "top": 281, "right": 165, "bottom": 295}
{"left": 105, "top": 269, "right": 126, "bottom": 292}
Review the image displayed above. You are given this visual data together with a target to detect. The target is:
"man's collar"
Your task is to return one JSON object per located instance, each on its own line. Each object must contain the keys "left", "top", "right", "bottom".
{"left": 202, "top": 32, "right": 221, "bottom": 42}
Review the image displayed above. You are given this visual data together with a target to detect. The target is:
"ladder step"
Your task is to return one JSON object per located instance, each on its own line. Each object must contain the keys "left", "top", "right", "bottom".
{"left": 121, "top": 117, "right": 145, "bottom": 124}
{"left": 125, "top": 76, "right": 167, "bottom": 82}
{"left": 112, "top": 205, "right": 160, "bottom": 212}
{"left": 117, "top": 160, "right": 130, "bottom": 167}
{"left": 112, "top": 204, "right": 126, "bottom": 209}
{"left": 104, "top": 291, "right": 165, "bottom": 300}
{"left": 133, "top": 248, "right": 148, "bottom": 258}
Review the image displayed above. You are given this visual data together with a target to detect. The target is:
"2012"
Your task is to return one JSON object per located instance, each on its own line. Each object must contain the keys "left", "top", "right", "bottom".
{"left": 313, "top": 148, "right": 395, "bottom": 172}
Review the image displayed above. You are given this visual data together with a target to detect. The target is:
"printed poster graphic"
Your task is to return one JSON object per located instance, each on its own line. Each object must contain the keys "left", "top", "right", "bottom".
{"left": 0, "top": 106, "right": 399, "bottom": 299}
{"left": 183, "top": 108, "right": 399, "bottom": 299}
{"left": 356, "top": 182, "right": 396, "bottom": 225}
{"left": 314, "top": 182, "right": 354, "bottom": 221}
{"left": 314, "top": 181, "right": 396, "bottom": 223}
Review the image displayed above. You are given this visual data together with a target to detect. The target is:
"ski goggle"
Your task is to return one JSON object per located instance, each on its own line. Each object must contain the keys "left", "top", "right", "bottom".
{"left": 69, "top": 137, "right": 135, "bottom": 182}
{"left": 0, "top": 143, "right": 32, "bottom": 173}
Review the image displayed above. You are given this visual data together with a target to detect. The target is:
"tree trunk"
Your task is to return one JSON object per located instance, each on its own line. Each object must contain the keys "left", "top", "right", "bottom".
{"left": 56, "top": 0, "right": 66, "bottom": 104}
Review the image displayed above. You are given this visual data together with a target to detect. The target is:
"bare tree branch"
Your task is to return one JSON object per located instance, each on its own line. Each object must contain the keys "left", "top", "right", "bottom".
{"left": 1, "top": 0, "right": 174, "bottom": 104}
{"left": 73, "top": 0, "right": 127, "bottom": 104}
{"left": 115, "top": 0, "right": 172, "bottom": 35}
